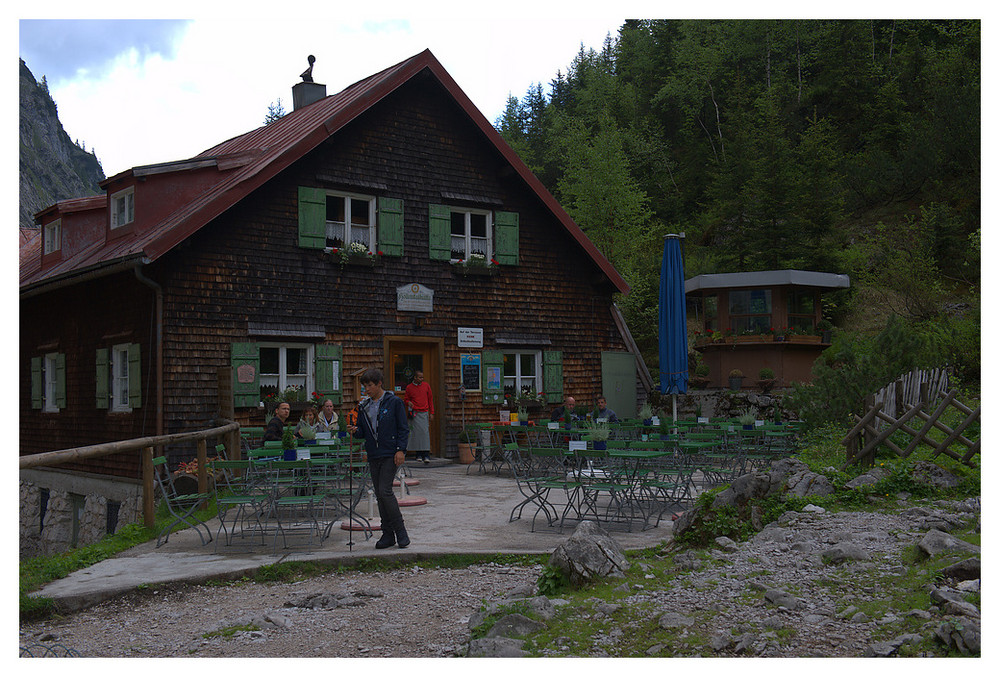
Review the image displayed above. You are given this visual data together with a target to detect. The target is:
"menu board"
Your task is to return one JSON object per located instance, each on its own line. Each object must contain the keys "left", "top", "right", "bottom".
{"left": 460, "top": 353, "right": 481, "bottom": 391}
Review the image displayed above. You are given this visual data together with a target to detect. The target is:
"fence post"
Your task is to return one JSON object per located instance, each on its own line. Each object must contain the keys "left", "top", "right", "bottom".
{"left": 197, "top": 438, "right": 208, "bottom": 507}
{"left": 218, "top": 366, "right": 240, "bottom": 462}
{"left": 895, "top": 379, "right": 905, "bottom": 417}
{"left": 142, "top": 446, "right": 155, "bottom": 530}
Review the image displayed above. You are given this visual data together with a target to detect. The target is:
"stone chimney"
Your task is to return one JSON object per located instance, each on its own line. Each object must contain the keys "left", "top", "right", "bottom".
{"left": 292, "top": 55, "right": 326, "bottom": 110}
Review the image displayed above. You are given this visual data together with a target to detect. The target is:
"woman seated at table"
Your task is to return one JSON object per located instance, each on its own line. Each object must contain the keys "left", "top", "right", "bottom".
{"left": 315, "top": 398, "right": 340, "bottom": 434}
{"left": 295, "top": 406, "right": 318, "bottom": 439}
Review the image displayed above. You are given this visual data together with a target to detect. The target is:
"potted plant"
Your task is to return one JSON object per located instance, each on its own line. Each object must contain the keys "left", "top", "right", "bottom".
{"left": 817, "top": 319, "right": 833, "bottom": 343}
{"left": 457, "top": 429, "right": 476, "bottom": 464}
{"left": 638, "top": 402, "right": 654, "bottom": 426}
{"left": 584, "top": 420, "right": 610, "bottom": 450}
{"left": 281, "top": 427, "right": 297, "bottom": 460}
{"left": 737, "top": 407, "right": 758, "bottom": 430}
{"left": 517, "top": 405, "right": 529, "bottom": 426}
{"left": 757, "top": 367, "right": 777, "bottom": 394}
{"left": 690, "top": 363, "right": 711, "bottom": 389}
{"left": 728, "top": 369, "right": 744, "bottom": 391}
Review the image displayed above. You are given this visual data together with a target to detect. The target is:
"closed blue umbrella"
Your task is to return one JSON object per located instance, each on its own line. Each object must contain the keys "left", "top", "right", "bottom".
{"left": 659, "top": 234, "right": 688, "bottom": 419}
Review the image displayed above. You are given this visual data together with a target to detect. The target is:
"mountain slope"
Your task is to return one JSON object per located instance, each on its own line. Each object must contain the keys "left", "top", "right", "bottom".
{"left": 19, "top": 58, "right": 105, "bottom": 230}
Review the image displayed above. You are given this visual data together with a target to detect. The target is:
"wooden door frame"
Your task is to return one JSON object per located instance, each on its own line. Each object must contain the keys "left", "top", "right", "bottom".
{"left": 383, "top": 336, "right": 445, "bottom": 457}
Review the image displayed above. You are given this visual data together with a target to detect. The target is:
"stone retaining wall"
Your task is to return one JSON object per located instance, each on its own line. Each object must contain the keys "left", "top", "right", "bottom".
{"left": 20, "top": 473, "right": 143, "bottom": 559}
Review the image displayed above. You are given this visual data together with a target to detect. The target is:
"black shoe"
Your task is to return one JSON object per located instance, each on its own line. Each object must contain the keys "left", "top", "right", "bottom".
{"left": 375, "top": 531, "right": 396, "bottom": 549}
{"left": 396, "top": 528, "right": 410, "bottom": 549}
{"left": 422, "top": 457, "right": 430, "bottom": 465}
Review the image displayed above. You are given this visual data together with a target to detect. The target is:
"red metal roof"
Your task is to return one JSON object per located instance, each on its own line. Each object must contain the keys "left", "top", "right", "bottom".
{"left": 20, "top": 49, "right": 629, "bottom": 295}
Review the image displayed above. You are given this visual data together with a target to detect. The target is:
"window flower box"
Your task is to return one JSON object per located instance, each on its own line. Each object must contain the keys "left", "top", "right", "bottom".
{"left": 453, "top": 254, "right": 500, "bottom": 276}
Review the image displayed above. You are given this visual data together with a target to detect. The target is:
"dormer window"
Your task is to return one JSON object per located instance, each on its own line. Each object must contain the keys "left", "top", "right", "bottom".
{"left": 43, "top": 220, "right": 61, "bottom": 254}
{"left": 111, "top": 187, "right": 134, "bottom": 229}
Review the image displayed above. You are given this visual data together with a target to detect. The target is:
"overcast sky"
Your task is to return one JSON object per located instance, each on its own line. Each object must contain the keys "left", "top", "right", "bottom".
{"left": 17, "top": 13, "right": 630, "bottom": 178}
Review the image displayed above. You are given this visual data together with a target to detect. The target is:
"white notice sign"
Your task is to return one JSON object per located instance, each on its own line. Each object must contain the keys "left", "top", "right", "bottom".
{"left": 457, "top": 327, "right": 483, "bottom": 348}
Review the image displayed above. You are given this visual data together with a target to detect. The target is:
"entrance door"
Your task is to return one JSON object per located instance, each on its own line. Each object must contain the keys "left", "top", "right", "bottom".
{"left": 386, "top": 340, "right": 441, "bottom": 457}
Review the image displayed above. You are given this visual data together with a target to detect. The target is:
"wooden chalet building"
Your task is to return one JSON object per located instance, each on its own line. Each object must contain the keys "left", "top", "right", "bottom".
{"left": 20, "top": 49, "right": 649, "bottom": 485}
{"left": 686, "top": 270, "right": 850, "bottom": 388}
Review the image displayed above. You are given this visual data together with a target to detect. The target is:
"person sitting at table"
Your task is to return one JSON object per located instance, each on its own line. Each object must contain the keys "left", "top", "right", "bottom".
{"left": 592, "top": 396, "right": 620, "bottom": 423}
{"left": 263, "top": 401, "right": 290, "bottom": 441}
{"left": 295, "top": 405, "right": 318, "bottom": 439}
{"left": 315, "top": 398, "right": 340, "bottom": 434}
{"left": 550, "top": 396, "right": 581, "bottom": 422}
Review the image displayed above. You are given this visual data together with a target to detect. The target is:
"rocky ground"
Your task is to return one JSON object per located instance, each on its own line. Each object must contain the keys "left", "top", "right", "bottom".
{"left": 20, "top": 496, "right": 980, "bottom": 658}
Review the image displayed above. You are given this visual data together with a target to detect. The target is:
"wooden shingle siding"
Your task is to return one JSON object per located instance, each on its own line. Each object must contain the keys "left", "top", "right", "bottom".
{"left": 19, "top": 271, "right": 155, "bottom": 477}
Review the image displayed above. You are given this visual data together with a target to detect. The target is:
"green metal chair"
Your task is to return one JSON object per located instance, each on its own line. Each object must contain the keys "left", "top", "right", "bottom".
{"left": 152, "top": 456, "right": 213, "bottom": 547}
{"left": 208, "top": 459, "right": 268, "bottom": 548}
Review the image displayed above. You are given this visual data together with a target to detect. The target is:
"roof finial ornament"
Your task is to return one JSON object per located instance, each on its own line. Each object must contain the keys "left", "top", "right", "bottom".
{"left": 300, "top": 55, "right": 316, "bottom": 83}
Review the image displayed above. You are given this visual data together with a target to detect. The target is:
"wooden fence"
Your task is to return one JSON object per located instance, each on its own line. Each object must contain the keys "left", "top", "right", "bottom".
{"left": 868, "top": 367, "right": 951, "bottom": 427}
{"left": 19, "top": 369, "right": 239, "bottom": 530}
{"left": 842, "top": 372, "right": 980, "bottom": 470}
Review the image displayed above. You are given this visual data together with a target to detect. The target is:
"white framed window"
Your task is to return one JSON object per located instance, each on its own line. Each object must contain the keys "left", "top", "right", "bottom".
{"left": 325, "top": 192, "right": 376, "bottom": 252}
{"left": 110, "top": 343, "right": 131, "bottom": 412}
{"left": 110, "top": 187, "right": 135, "bottom": 229}
{"left": 449, "top": 208, "right": 492, "bottom": 261}
{"left": 42, "top": 353, "right": 60, "bottom": 412}
{"left": 43, "top": 220, "right": 61, "bottom": 254}
{"left": 259, "top": 343, "right": 314, "bottom": 401}
{"left": 502, "top": 350, "right": 541, "bottom": 399}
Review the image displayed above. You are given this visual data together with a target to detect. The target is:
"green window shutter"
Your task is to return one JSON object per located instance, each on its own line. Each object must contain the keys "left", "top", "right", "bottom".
{"left": 481, "top": 350, "right": 504, "bottom": 405}
{"left": 128, "top": 343, "right": 142, "bottom": 408}
{"left": 55, "top": 352, "right": 67, "bottom": 409}
{"left": 429, "top": 204, "right": 451, "bottom": 261}
{"left": 377, "top": 197, "right": 404, "bottom": 257}
{"left": 96, "top": 348, "right": 109, "bottom": 409}
{"left": 543, "top": 351, "right": 563, "bottom": 404}
{"left": 31, "top": 357, "right": 42, "bottom": 410}
{"left": 315, "top": 344, "right": 343, "bottom": 406}
{"left": 298, "top": 186, "right": 326, "bottom": 249}
{"left": 231, "top": 342, "right": 260, "bottom": 408}
{"left": 494, "top": 211, "right": 519, "bottom": 265}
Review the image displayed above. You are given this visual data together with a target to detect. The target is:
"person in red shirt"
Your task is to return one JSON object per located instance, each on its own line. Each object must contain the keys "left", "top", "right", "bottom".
{"left": 404, "top": 370, "right": 434, "bottom": 464}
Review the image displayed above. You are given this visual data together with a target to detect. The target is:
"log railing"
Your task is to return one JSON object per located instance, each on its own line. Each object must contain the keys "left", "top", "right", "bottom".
{"left": 19, "top": 421, "right": 241, "bottom": 530}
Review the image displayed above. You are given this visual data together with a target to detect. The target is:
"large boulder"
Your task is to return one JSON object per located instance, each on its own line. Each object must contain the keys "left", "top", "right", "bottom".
{"left": 917, "top": 529, "right": 980, "bottom": 557}
{"left": 548, "top": 521, "right": 628, "bottom": 587}
{"left": 910, "top": 461, "right": 960, "bottom": 489}
{"left": 940, "top": 558, "right": 980, "bottom": 581}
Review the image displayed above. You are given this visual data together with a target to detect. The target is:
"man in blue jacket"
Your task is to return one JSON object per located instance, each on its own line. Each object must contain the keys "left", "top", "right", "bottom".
{"left": 347, "top": 368, "right": 410, "bottom": 549}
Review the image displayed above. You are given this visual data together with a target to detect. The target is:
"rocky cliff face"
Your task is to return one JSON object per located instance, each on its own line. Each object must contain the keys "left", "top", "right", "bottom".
{"left": 19, "top": 58, "right": 105, "bottom": 230}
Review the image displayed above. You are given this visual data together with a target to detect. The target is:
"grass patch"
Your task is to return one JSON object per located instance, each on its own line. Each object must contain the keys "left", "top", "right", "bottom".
{"left": 202, "top": 623, "right": 260, "bottom": 640}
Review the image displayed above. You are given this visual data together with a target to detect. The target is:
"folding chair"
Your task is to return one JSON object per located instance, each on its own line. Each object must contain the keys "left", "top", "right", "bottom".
{"left": 518, "top": 447, "right": 581, "bottom": 532}
{"left": 209, "top": 459, "right": 268, "bottom": 548}
{"left": 264, "top": 460, "right": 326, "bottom": 552}
{"left": 152, "top": 456, "right": 213, "bottom": 547}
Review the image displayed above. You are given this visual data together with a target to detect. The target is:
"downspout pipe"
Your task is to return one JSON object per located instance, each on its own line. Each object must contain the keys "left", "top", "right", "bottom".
{"left": 134, "top": 260, "right": 163, "bottom": 440}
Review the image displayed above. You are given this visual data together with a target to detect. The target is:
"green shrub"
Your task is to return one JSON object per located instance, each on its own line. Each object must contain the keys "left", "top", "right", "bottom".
{"left": 537, "top": 564, "right": 571, "bottom": 596}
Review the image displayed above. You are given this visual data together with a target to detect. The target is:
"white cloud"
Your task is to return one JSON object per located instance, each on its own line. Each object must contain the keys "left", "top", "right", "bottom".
{"left": 42, "top": 17, "right": 622, "bottom": 177}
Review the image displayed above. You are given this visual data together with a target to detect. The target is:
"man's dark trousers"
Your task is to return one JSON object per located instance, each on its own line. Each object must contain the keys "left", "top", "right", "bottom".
{"left": 369, "top": 455, "right": 404, "bottom": 536}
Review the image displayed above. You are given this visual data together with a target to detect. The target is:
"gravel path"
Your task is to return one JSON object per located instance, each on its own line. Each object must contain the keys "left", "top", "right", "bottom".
{"left": 20, "top": 562, "right": 540, "bottom": 657}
